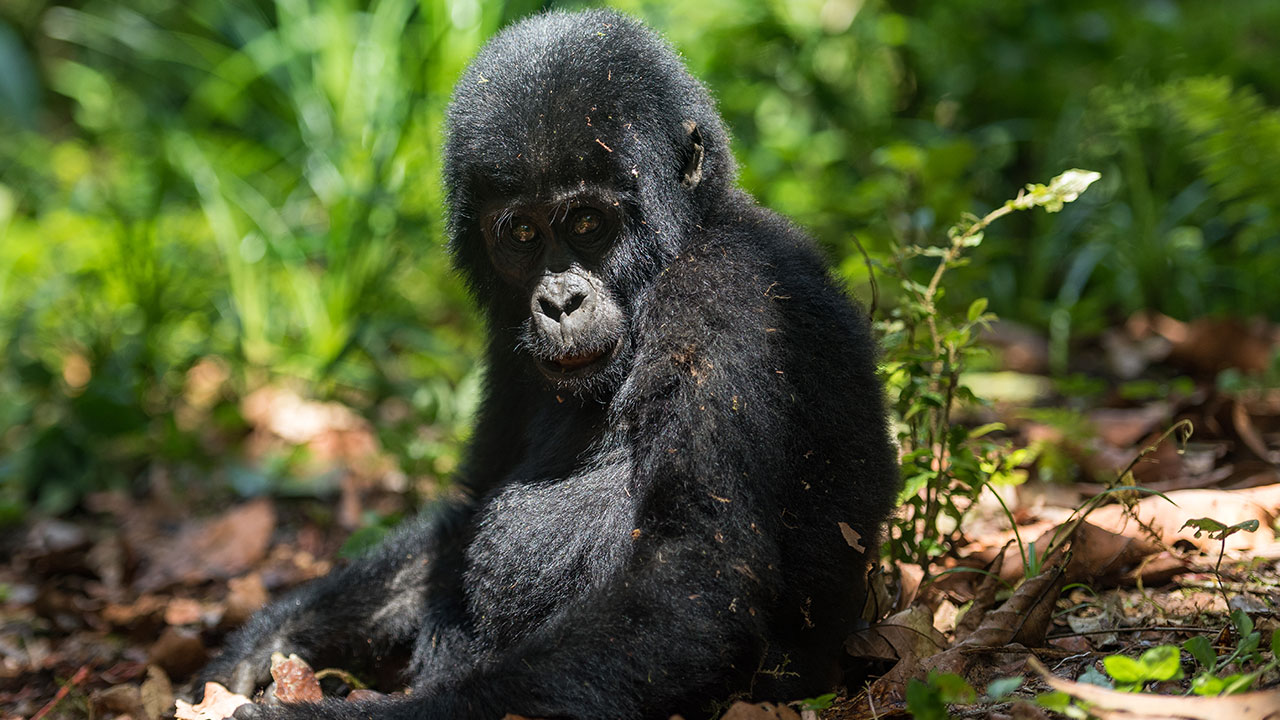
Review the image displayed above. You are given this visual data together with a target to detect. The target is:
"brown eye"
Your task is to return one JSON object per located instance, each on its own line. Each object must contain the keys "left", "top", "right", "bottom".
{"left": 571, "top": 210, "right": 602, "bottom": 236}
{"left": 510, "top": 219, "right": 538, "bottom": 243}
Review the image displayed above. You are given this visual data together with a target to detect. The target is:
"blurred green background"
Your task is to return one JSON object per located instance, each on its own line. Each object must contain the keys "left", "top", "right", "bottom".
{"left": 1, "top": 0, "right": 1278, "bottom": 521}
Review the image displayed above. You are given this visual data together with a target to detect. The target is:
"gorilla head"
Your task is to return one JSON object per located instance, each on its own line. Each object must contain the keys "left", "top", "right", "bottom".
{"left": 443, "top": 10, "right": 735, "bottom": 395}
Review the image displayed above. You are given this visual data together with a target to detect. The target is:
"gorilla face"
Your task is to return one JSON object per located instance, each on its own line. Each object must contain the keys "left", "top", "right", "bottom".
{"left": 480, "top": 190, "right": 630, "bottom": 391}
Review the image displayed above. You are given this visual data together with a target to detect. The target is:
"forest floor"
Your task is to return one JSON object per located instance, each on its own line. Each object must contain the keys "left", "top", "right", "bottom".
{"left": 3, "top": 314, "right": 1280, "bottom": 720}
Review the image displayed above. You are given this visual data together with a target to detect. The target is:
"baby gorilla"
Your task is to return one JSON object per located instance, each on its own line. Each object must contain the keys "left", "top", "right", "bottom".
{"left": 198, "top": 9, "right": 899, "bottom": 719}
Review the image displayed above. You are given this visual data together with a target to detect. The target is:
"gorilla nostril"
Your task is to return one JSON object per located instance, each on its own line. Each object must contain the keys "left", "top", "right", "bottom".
{"left": 563, "top": 292, "right": 586, "bottom": 316}
{"left": 538, "top": 297, "right": 562, "bottom": 320}
{"left": 538, "top": 291, "right": 588, "bottom": 322}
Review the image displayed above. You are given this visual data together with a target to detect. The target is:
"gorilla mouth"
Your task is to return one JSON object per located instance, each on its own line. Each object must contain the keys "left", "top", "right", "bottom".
{"left": 538, "top": 337, "right": 623, "bottom": 377}
{"left": 554, "top": 349, "right": 607, "bottom": 370}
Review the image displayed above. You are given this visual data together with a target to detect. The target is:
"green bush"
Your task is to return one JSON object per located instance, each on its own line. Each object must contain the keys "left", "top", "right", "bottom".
{"left": 1, "top": 0, "right": 1277, "bottom": 517}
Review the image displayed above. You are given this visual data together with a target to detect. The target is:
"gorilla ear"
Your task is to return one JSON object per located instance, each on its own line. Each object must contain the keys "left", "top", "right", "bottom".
{"left": 680, "top": 120, "right": 705, "bottom": 189}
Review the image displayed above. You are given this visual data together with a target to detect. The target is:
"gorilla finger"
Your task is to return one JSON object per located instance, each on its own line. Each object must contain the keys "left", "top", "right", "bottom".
{"left": 229, "top": 658, "right": 270, "bottom": 697}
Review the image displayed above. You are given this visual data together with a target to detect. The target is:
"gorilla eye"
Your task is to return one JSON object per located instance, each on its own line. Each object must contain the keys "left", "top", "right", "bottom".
{"left": 570, "top": 210, "right": 602, "bottom": 236}
{"left": 509, "top": 219, "right": 538, "bottom": 244}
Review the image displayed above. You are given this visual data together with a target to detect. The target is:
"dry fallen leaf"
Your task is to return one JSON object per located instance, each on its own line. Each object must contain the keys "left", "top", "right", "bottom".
{"left": 223, "top": 573, "right": 269, "bottom": 626}
{"left": 719, "top": 701, "right": 802, "bottom": 720}
{"left": 141, "top": 665, "right": 175, "bottom": 720}
{"left": 960, "top": 551, "right": 1066, "bottom": 649}
{"left": 165, "top": 598, "right": 205, "bottom": 626}
{"left": 846, "top": 546, "right": 1069, "bottom": 716}
{"left": 148, "top": 626, "right": 208, "bottom": 680}
{"left": 837, "top": 522, "right": 866, "bottom": 553}
{"left": 271, "top": 652, "right": 323, "bottom": 703}
{"left": 91, "top": 685, "right": 146, "bottom": 719}
{"left": 953, "top": 541, "right": 1010, "bottom": 643}
{"left": 846, "top": 604, "right": 945, "bottom": 665}
{"left": 135, "top": 499, "right": 276, "bottom": 592}
{"left": 174, "top": 682, "right": 251, "bottom": 720}
{"left": 1089, "top": 403, "right": 1174, "bottom": 448}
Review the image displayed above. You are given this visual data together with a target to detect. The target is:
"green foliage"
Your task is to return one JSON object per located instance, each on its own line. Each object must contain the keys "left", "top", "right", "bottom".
{"left": 615, "top": 0, "right": 1280, "bottom": 336}
{"left": 1183, "top": 636, "right": 1217, "bottom": 671}
{"left": 1086, "top": 623, "right": 1280, "bottom": 703}
{"left": 1183, "top": 516, "right": 1261, "bottom": 608}
{"left": 1101, "top": 645, "right": 1182, "bottom": 692}
{"left": 2, "top": 0, "right": 1278, "bottom": 517}
{"left": 906, "top": 671, "right": 975, "bottom": 720}
{"left": 985, "top": 676, "right": 1023, "bottom": 701}
{"left": 1182, "top": 518, "right": 1261, "bottom": 541}
{"left": 1035, "top": 690, "right": 1089, "bottom": 720}
{"left": 882, "top": 170, "right": 1099, "bottom": 570}
{"left": 0, "top": 0, "right": 536, "bottom": 513}
{"left": 794, "top": 693, "right": 836, "bottom": 712}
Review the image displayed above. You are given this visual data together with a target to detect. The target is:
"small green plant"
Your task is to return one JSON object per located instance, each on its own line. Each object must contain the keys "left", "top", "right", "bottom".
{"left": 1183, "top": 613, "right": 1280, "bottom": 696}
{"left": 1182, "top": 517, "right": 1260, "bottom": 607}
{"left": 905, "top": 671, "right": 976, "bottom": 720}
{"left": 1101, "top": 645, "right": 1183, "bottom": 691}
{"left": 1059, "top": 619, "right": 1280, "bottom": 712}
{"left": 880, "top": 170, "right": 1101, "bottom": 571}
{"left": 793, "top": 692, "right": 836, "bottom": 712}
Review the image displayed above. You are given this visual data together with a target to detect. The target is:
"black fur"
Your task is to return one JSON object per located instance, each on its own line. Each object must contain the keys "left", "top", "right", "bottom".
{"left": 197, "top": 10, "right": 898, "bottom": 720}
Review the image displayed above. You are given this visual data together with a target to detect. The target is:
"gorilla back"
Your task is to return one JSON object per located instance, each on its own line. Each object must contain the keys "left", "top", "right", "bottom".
{"left": 197, "top": 10, "right": 899, "bottom": 720}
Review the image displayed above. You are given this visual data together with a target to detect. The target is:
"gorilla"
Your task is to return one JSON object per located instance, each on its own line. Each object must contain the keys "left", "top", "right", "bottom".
{"left": 198, "top": 9, "right": 899, "bottom": 720}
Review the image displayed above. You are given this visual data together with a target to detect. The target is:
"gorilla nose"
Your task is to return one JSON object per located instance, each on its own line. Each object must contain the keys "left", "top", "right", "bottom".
{"left": 533, "top": 274, "right": 595, "bottom": 324}
{"left": 537, "top": 291, "right": 587, "bottom": 321}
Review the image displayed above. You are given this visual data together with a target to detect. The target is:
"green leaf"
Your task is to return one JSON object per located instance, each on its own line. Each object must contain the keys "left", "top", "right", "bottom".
{"left": 897, "top": 471, "right": 935, "bottom": 502}
{"left": 1231, "top": 609, "right": 1254, "bottom": 637}
{"left": 905, "top": 678, "right": 947, "bottom": 720}
{"left": 968, "top": 422, "right": 1005, "bottom": 439}
{"left": 1238, "top": 631, "right": 1261, "bottom": 658}
{"left": 1180, "top": 517, "right": 1226, "bottom": 538}
{"left": 796, "top": 693, "right": 835, "bottom": 711}
{"left": 1222, "top": 672, "right": 1258, "bottom": 694}
{"left": 1184, "top": 636, "right": 1216, "bottom": 669}
{"left": 1076, "top": 666, "right": 1113, "bottom": 689}
{"left": 1272, "top": 629, "right": 1280, "bottom": 658}
{"left": 1102, "top": 655, "right": 1146, "bottom": 684}
{"left": 1182, "top": 517, "right": 1258, "bottom": 540}
{"left": 338, "top": 524, "right": 390, "bottom": 558}
{"left": 985, "top": 676, "right": 1023, "bottom": 700}
{"left": 1076, "top": 665, "right": 1113, "bottom": 688}
{"left": 1191, "top": 672, "right": 1226, "bottom": 696}
{"left": 1035, "top": 691, "right": 1072, "bottom": 711}
{"left": 1011, "top": 169, "right": 1102, "bottom": 213}
{"left": 1138, "top": 645, "right": 1182, "bottom": 681}
{"left": 928, "top": 671, "right": 977, "bottom": 704}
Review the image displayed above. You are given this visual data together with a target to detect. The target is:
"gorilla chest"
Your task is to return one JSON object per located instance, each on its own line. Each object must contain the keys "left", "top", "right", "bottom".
{"left": 463, "top": 469, "right": 632, "bottom": 642}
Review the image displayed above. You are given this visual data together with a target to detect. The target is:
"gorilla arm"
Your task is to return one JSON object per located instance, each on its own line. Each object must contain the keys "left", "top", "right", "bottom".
{"left": 198, "top": 370, "right": 531, "bottom": 698}
{"left": 197, "top": 502, "right": 471, "bottom": 697}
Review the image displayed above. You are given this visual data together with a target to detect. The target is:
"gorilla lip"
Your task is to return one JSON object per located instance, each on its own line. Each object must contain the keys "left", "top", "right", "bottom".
{"left": 539, "top": 337, "right": 623, "bottom": 376}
